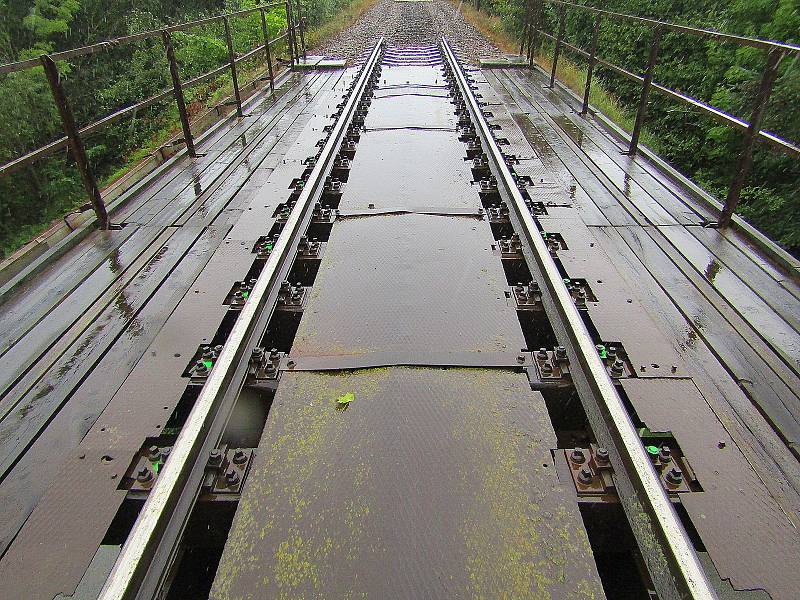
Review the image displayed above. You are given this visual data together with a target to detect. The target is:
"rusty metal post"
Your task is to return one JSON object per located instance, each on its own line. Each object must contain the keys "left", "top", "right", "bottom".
{"left": 295, "top": 0, "right": 306, "bottom": 59}
{"left": 260, "top": 8, "right": 275, "bottom": 93}
{"left": 223, "top": 17, "right": 243, "bottom": 118}
{"left": 628, "top": 26, "right": 662, "bottom": 156}
{"left": 581, "top": 14, "right": 602, "bottom": 115}
{"left": 285, "top": 1, "right": 297, "bottom": 67}
{"left": 548, "top": 7, "right": 566, "bottom": 88}
{"left": 529, "top": 0, "right": 541, "bottom": 66}
{"left": 40, "top": 54, "right": 110, "bottom": 229}
{"left": 519, "top": 0, "right": 532, "bottom": 56}
{"left": 720, "top": 48, "right": 783, "bottom": 227}
{"left": 162, "top": 30, "right": 197, "bottom": 158}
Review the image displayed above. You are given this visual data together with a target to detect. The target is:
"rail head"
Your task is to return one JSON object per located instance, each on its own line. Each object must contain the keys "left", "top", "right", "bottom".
{"left": 96, "top": 37, "right": 386, "bottom": 600}
{"left": 439, "top": 37, "right": 717, "bottom": 600}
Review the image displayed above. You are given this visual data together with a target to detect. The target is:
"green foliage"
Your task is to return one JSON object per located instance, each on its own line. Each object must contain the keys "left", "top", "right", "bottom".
{"left": 0, "top": 0, "right": 303, "bottom": 257}
{"left": 479, "top": 0, "right": 800, "bottom": 254}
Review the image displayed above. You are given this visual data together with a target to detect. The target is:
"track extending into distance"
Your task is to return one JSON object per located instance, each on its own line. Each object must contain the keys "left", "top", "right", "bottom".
{"left": 1, "top": 16, "right": 799, "bottom": 600}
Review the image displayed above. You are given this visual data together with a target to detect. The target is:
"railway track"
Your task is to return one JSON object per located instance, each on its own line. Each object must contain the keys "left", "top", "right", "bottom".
{"left": 85, "top": 38, "right": 716, "bottom": 599}
{"left": 2, "top": 28, "right": 799, "bottom": 600}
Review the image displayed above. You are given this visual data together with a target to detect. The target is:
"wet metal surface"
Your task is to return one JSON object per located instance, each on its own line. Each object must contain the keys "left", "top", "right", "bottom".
{"left": 292, "top": 214, "right": 525, "bottom": 356}
{"left": 211, "top": 368, "right": 605, "bottom": 600}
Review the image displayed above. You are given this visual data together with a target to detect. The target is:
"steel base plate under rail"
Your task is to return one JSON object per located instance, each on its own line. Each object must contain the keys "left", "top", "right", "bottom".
{"left": 439, "top": 37, "right": 717, "bottom": 600}
{"left": 97, "top": 38, "right": 386, "bottom": 600}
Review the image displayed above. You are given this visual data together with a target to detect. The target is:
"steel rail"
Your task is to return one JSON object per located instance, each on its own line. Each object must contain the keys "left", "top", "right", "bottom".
{"left": 440, "top": 37, "right": 717, "bottom": 600}
{"left": 97, "top": 37, "right": 385, "bottom": 600}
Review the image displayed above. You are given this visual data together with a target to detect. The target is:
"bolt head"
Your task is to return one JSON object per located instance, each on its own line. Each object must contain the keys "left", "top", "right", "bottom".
{"left": 595, "top": 447, "right": 610, "bottom": 463}
{"left": 577, "top": 466, "right": 594, "bottom": 485}
{"left": 570, "top": 448, "right": 586, "bottom": 464}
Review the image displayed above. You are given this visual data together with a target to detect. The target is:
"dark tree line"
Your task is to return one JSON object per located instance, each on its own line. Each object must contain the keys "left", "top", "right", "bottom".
{"left": 486, "top": 0, "right": 800, "bottom": 253}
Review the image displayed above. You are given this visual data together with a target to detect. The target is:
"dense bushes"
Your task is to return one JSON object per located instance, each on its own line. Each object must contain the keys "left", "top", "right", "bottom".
{"left": 0, "top": 0, "right": 298, "bottom": 255}
{"left": 481, "top": 0, "right": 800, "bottom": 253}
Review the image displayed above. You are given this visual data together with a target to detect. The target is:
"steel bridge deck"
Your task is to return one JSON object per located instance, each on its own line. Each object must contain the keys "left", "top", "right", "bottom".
{"left": 0, "top": 42, "right": 797, "bottom": 600}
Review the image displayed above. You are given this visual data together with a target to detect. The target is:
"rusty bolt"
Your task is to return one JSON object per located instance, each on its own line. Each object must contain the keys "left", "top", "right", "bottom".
{"left": 225, "top": 469, "right": 240, "bottom": 486}
{"left": 136, "top": 467, "right": 153, "bottom": 483}
{"left": 577, "top": 466, "right": 594, "bottom": 485}
{"left": 208, "top": 449, "right": 223, "bottom": 467}
{"left": 595, "top": 447, "right": 610, "bottom": 464}
{"left": 570, "top": 448, "right": 586, "bottom": 464}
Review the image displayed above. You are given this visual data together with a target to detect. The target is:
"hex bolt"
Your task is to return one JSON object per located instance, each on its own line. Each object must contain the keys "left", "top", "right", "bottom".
{"left": 251, "top": 347, "right": 264, "bottom": 363}
{"left": 570, "top": 448, "right": 586, "bottom": 464}
{"left": 207, "top": 449, "right": 223, "bottom": 468}
{"left": 577, "top": 466, "right": 594, "bottom": 485}
{"left": 136, "top": 467, "right": 153, "bottom": 483}
{"left": 665, "top": 467, "right": 683, "bottom": 485}
{"left": 232, "top": 449, "right": 248, "bottom": 465}
{"left": 595, "top": 447, "right": 610, "bottom": 464}
{"left": 225, "top": 469, "right": 240, "bottom": 486}
{"left": 195, "top": 360, "right": 208, "bottom": 374}
{"left": 147, "top": 445, "right": 161, "bottom": 461}
{"left": 541, "top": 361, "right": 553, "bottom": 374}
{"left": 516, "top": 355, "right": 526, "bottom": 364}
{"left": 555, "top": 346, "right": 568, "bottom": 361}
{"left": 659, "top": 446, "right": 672, "bottom": 463}
{"left": 161, "top": 447, "right": 171, "bottom": 461}
{"left": 536, "top": 348, "right": 548, "bottom": 361}
{"left": 610, "top": 359, "right": 625, "bottom": 376}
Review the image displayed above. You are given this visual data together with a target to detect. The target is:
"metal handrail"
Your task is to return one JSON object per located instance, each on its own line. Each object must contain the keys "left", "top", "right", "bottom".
{"left": 521, "top": 0, "right": 798, "bottom": 227}
{"left": 0, "top": 3, "right": 284, "bottom": 75}
{"left": 0, "top": 2, "right": 306, "bottom": 228}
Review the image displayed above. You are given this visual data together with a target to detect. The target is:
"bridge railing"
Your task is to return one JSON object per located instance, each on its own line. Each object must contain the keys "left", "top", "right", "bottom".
{"left": 519, "top": 0, "right": 800, "bottom": 228}
{"left": 0, "top": 2, "right": 306, "bottom": 230}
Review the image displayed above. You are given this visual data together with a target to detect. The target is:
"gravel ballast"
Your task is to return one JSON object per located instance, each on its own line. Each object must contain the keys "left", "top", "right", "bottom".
{"left": 312, "top": 0, "right": 505, "bottom": 65}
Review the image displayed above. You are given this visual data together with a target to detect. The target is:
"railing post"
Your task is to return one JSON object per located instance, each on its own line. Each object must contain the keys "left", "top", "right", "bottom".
{"left": 40, "top": 54, "right": 110, "bottom": 230}
{"left": 719, "top": 48, "right": 783, "bottom": 227}
{"left": 529, "top": 0, "right": 541, "bottom": 66}
{"left": 548, "top": 6, "right": 566, "bottom": 88}
{"left": 294, "top": 0, "right": 307, "bottom": 59}
{"left": 285, "top": 1, "right": 297, "bottom": 67}
{"left": 628, "top": 26, "right": 661, "bottom": 156}
{"left": 519, "top": 0, "right": 531, "bottom": 56}
{"left": 223, "top": 17, "right": 243, "bottom": 118}
{"left": 161, "top": 29, "right": 197, "bottom": 158}
{"left": 581, "top": 13, "right": 602, "bottom": 115}
{"left": 260, "top": 8, "right": 275, "bottom": 93}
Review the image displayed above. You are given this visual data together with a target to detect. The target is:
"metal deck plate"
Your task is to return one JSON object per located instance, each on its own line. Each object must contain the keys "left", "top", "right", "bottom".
{"left": 292, "top": 213, "right": 525, "bottom": 357}
{"left": 211, "top": 368, "right": 605, "bottom": 599}
{"left": 338, "top": 129, "right": 478, "bottom": 211}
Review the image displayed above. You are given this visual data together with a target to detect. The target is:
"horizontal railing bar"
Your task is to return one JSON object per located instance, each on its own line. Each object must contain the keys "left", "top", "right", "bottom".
{"left": 546, "top": 0, "right": 800, "bottom": 55}
{"left": 0, "top": 138, "right": 68, "bottom": 177}
{"left": 0, "top": 3, "right": 284, "bottom": 74}
{"left": 270, "top": 32, "right": 289, "bottom": 45}
{"left": 233, "top": 44, "right": 267, "bottom": 66}
{"left": 537, "top": 29, "right": 800, "bottom": 159}
{"left": 0, "top": 43, "right": 271, "bottom": 176}
{"left": 181, "top": 63, "right": 231, "bottom": 90}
